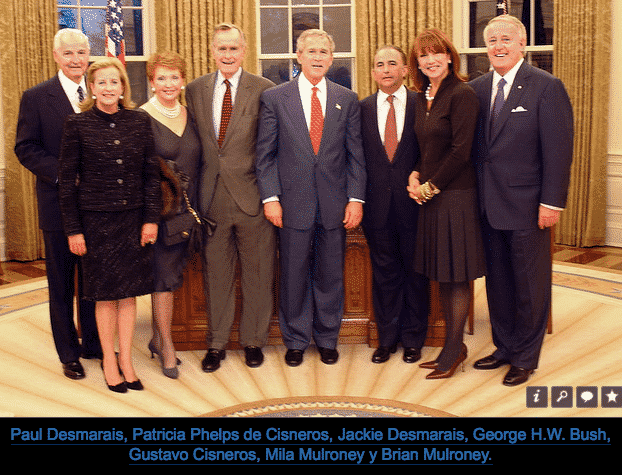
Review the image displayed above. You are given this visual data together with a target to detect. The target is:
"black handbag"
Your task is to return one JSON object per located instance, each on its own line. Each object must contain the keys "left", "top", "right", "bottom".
{"left": 160, "top": 165, "right": 216, "bottom": 253}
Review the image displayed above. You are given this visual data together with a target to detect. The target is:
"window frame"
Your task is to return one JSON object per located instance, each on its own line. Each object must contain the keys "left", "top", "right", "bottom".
{"left": 56, "top": 0, "right": 155, "bottom": 62}
{"left": 454, "top": 0, "right": 554, "bottom": 77}
{"left": 255, "top": 0, "right": 357, "bottom": 90}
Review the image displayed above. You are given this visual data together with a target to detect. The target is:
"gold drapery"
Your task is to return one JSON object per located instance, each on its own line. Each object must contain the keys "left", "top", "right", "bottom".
{"left": 1, "top": 0, "right": 57, "bottom": 260}
{"left": 355, "top": 0, "right": 452, "bottom": 98}
{"left": 553, "top": 0, "right": 610, "bottom": 247}
{"left": 154, "top": 0, "right": 257, "bottom": 82}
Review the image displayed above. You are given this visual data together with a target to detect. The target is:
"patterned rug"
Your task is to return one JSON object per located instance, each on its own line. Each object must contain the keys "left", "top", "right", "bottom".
{"left": 202, "top": 396, "right": 455, "bottom": 417}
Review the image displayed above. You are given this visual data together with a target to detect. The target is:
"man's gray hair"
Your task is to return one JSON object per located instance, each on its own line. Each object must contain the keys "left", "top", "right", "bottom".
{"left": 53, "top": 28, "right": 90, "bottom": 52}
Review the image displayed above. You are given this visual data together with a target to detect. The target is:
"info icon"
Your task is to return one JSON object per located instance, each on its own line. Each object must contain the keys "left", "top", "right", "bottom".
{"left": 601, "top": 387, "right": 622, "bottom": 408}
{"left": 576, "top": 386, "right": 598, "bottom": 408}
{"left": 526, "top": 386, "right": 548, "bottom": 408}
{"left": 551, "top": 386, "right": 573, "bottom": 408}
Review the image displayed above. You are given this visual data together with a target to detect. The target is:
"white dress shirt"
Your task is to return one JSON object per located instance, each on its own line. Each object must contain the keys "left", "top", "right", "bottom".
{"left": 212, "top": 67, "right": 242, "bottom": 137}
{"left": 297, "top": 73, "right": 327, "bottom": 131}
{"left": 58, "top": 70, "right": 87, "bottom": 114}
{"left": 376, "top": 84, "right": 407, "bottom": 145}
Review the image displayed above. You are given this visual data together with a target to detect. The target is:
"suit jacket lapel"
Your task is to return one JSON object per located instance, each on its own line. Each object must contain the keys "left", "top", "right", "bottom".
{"left": 490, "top": 63, "right": 530, "bottom": 144}
{"left": 320, "top": 79, "right": 344, "bottom": 155}
{"left": 48, "top": 75, "right": 75, "bottom": 119}
{"left": 392, "top": 90, "right": 415, "bottom": 164}
{"left": 200, "top": 73, "right": 218, "bottom": 145}
{"left": 220, "top": 70, "right": 252, "bottom": 149}
{"left": 285, "top": 78, "right": 315, "bottom": 156}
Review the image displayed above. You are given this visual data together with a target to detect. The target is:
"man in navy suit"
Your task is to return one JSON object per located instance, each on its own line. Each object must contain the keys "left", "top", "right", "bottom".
{"left": 256, "top": 29, "right": 366, "bottom": 367}
{"left": 360, "top": 45, "right": 428, "bottom": 364}
{"left": 470, "top": 15, "right": 573, "bottom": 386}
{"left": 15, "top": 29, "right": 101, "bottom": 379}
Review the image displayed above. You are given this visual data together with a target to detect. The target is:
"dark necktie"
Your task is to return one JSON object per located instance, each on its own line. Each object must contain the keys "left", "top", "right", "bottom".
{"left": 310, "top": 86, "right": 324, "bottom": 155}
{"left": 218, "top": 79, "right": 232, "bottom": 148}
{"left": 384, "top": 95, "right": 397, "bottom": 161}
{"left": 77, "top": 86, "right": 85, "bottom": 102}
{"left": 490, "top": 77, "right": 506, "bottom": 133}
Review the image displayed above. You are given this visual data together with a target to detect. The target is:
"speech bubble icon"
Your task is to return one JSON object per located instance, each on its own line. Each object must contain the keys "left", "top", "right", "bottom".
{"left": 580, "top": 391, "right": 593, "bottom": 402}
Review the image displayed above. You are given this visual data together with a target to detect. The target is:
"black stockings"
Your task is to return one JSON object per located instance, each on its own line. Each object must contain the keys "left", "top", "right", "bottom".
{"left": 437, "top": 281, "right": 470, "bottom": 371}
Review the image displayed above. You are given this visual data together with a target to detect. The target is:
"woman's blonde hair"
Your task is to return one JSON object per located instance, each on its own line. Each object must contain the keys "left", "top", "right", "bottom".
{"left": 80, "top": 57, "right": 135, "bottom": 111}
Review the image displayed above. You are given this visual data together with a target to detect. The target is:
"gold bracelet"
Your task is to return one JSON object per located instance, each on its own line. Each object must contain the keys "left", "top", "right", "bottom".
{"left": 420, "top": 181, "right": 440, "bottom": 200}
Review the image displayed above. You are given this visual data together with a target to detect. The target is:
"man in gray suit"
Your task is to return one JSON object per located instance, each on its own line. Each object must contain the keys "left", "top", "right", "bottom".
{"left": 185, "top": 23, "right": 276, "bottom": 372}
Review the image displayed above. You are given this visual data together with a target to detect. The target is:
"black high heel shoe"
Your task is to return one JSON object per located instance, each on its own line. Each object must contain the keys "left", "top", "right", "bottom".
{"left": 107, "top": 381, "right": 128, "bottom": 393}
{"left": 126, "top": 379, "right": 144, "bottom": 391}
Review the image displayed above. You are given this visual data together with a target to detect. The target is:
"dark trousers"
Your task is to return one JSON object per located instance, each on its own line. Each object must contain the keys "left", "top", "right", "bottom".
{"left": 481, "top": 216, "right": 551, "bottom": 370}
{"left": 43, "top": 230, "right": 100, "bottom": 363}
{"left": 363, "top": 203, "right": 428, "bottom": 349}
{"left": 278, "top": 222, "right": 345, "bottom": 351}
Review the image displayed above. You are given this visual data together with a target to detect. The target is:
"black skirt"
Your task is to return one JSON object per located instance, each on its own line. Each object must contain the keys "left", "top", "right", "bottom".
{"left": 80, "top": 209, "right": 154, "bottom": 301}
{"left": 415, "top": 188, "right": 486, "bottom": 283}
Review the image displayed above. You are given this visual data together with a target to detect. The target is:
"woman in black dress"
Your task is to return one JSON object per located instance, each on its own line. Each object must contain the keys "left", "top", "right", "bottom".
{"left": 407, "top": 29, "right": 486, "bottom": 379}
{"left": 59, "top": 58, "right": 161, "bottom": 393}
{"left": 140, "top": 51, "right": 200, "bottom": 379}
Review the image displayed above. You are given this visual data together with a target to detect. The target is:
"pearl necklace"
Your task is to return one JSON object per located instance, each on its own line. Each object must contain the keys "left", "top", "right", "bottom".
{"left": 150, "top": 96, "right": 181, "bottom": 119}
{"left": 425, "top": 83, "right": 435, "bottom": 102}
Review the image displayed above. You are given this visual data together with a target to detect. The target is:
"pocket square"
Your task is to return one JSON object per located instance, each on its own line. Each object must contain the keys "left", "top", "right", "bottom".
{"left": 511, "top": 106, "right": 527, "bottom": 112}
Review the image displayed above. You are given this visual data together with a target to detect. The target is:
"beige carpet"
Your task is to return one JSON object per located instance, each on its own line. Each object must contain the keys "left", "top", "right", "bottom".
{"left": 0, "top": 262, "right": 621, "bottom": 418}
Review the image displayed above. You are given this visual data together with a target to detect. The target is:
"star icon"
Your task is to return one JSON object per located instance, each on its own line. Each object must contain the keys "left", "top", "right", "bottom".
{"left": 601, "top": 387, "right": 622, "bottom": 408}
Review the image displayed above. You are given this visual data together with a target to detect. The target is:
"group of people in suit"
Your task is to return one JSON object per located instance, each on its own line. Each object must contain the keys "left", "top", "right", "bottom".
{"left": 14, "top": 13, "right": 573, "bottom": 393}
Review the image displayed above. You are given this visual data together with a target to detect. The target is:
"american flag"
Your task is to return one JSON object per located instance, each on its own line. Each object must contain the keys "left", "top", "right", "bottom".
{"left": 105, "top": 0, "right": 125, "bottom": 65}
{"left": 496, "top": 1, "right": 509, "bottom": 16}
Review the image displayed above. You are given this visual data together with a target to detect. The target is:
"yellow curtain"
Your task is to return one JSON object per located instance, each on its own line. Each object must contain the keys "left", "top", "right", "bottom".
{"left": 355, "top": 0, "right": 453, "bottom": 98}
{"left": 154, "top": 0, "right": 258, "bottom": 82}
{"left": 553, "top": 0, "right": 610, "bottom": 247}
{"left": 0, "top": 0, "right": 57, "bottom": 261}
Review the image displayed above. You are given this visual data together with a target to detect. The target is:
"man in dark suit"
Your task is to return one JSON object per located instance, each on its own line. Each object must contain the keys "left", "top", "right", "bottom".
{"left": 256, "top": 29, "right": 366, "bottom": 367}
{"left": 470, "top": 15, "right": 573, "bottom": 386}
{"left": 360, "top": 45, "right": 428, "bottom": 364}
{"left": 14, "top": 28, "right": 101, "bottom": 379}
{"left": 186, "top": 24, "right": 276, "bottom": 372}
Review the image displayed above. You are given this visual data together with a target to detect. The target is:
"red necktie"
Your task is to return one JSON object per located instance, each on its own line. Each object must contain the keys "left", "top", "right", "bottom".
{"left": 218, "top": 79, "right": 232, "bottom": 148}
{"left": 384, "top": 95, "right": 397, "bottom": 161}
{"left": 310, "top": 86, "right": 324, "bottom": 155}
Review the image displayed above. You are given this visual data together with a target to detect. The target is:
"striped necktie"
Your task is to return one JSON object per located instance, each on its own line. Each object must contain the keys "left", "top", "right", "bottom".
{"left": 310, "top": 86, "right": 324, "bottom": 155}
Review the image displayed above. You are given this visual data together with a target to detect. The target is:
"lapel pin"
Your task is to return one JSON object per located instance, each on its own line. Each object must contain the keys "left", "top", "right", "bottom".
{"left": 336, "top": 104, "right": 341, "bottom": 110}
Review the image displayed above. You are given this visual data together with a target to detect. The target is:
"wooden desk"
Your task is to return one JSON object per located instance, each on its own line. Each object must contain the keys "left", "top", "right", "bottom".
{"left": 171, "top": 227, "right": 460, "bottom": 350}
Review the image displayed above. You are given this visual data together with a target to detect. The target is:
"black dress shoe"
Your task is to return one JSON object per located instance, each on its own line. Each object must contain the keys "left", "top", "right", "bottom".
{"left": 503, "top": 366, "right": 534, "bottom": 386}
{"left": 201, "top": 349, "right": 226, "bottom": 373}
{"left": 285, "top": 349, "right": 304, "bottom": 367}
{"left": 245, "top": 346, "right": 264, "bottom": 368}
{"left": 473, "top": 354, "right": 510, "bottom": 370}
{"left": 318, "top": 347, "right": 339, "bottom": 365}
{"left": 62, "top": 361, "right": 86, "bottom": 380}
{"left": 403, "top": 347, "right": 422, "bottom": 364}
{"left": 372, "top": 344, "right": 397, "bottom": 364}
